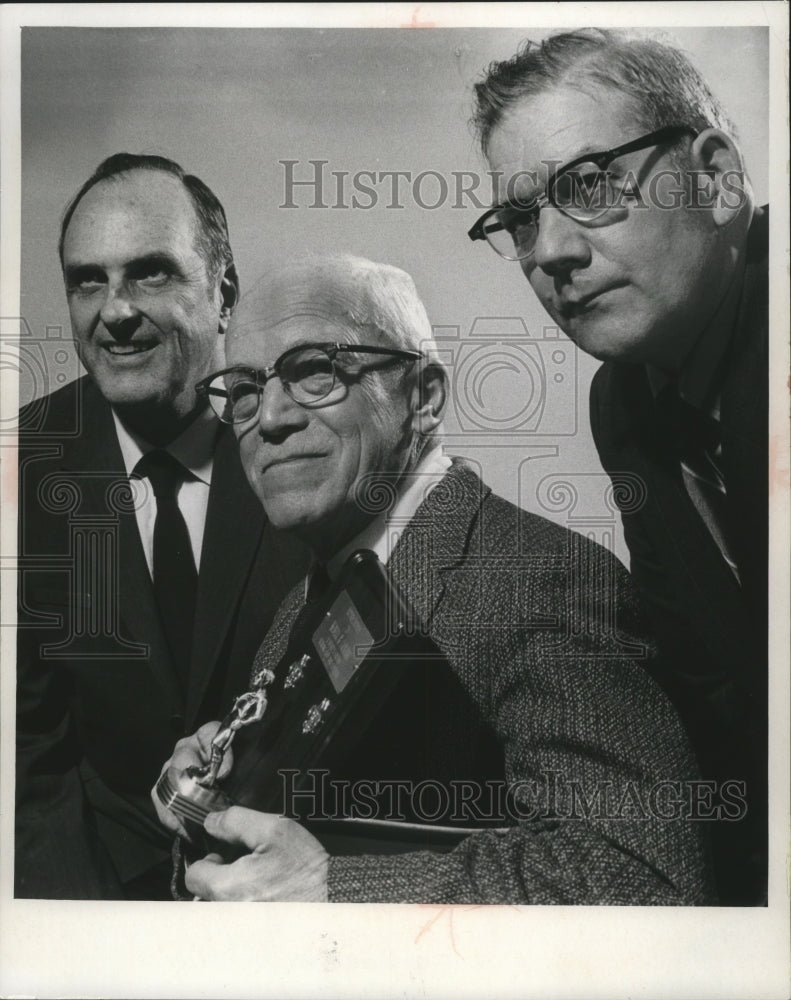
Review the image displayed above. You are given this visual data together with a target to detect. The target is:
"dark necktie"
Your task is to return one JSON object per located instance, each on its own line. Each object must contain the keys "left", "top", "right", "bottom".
{"left": 656, "top": 386, "right": 721, "bottom": 462}
{"left": 655, "top": 387, "right": 738, "bottom": 577}
{"left": 135, "top": 450, "right": 198, "bottom": 689}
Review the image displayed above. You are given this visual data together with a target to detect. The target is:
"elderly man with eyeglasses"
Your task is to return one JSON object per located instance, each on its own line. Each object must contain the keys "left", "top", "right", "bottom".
{"left": 468, "top": 28, "right": 768, "bottom": 904}
{"left": 152, "top": 253, "right": 714, "bottom": 905}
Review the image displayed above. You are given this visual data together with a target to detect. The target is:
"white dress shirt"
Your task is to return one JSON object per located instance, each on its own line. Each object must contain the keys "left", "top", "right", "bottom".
{"left": 324, "top": 442, "right": 452, "bottom": 584}
{"left": 112, "top": 407, "right": 219, "bottom": 576}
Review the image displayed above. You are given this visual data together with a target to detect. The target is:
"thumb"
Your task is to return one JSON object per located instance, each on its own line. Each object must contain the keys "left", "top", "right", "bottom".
{"left": 204, "top": 805, "right": 282, "bottom": 851}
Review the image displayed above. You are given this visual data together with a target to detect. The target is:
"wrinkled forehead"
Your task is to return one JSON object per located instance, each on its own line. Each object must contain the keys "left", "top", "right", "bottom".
{"left": 65, "top": 171, "right": 200, "bottom": 248}
{"left": 487, "top": 80, "right": 643, "bottom": 201}
{"left": 228, "top": 265, "right": 384, "bottom": 361}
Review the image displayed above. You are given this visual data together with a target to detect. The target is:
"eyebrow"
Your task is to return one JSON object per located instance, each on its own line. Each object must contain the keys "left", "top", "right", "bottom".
{"left": 561, "top": 144, "right": 604, "bottom": 161}
{"left": 493, "top": 142, "right": 614, "bottom": 212}
{"left": 63, "top": 252, "right": 184, "bottom": 284}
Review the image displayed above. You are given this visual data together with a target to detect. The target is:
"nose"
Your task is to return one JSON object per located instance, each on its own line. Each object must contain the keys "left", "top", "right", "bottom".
{"left": 530, "top": 206, "right": 591, "bottom": 276}
{"left": 99, "top": 279, "right": 140, "bottom": 332}
{"left": 256, "top": 376, "right": 310, "bottom": 438}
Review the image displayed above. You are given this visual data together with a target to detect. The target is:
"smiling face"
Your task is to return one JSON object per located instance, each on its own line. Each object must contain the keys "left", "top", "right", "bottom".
{"left": 61, "top": 169, "right": 229, "bottom": 434}
{"left": 486, "top": 84, "right": 732, "bottom": 369}
{"left": 227, "top": 278, "right": 418, "bottom": 558}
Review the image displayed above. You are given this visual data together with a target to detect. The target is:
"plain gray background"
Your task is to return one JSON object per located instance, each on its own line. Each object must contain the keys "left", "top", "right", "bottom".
{"left": 19, "top": 26, "right": 769, "bottom": 564}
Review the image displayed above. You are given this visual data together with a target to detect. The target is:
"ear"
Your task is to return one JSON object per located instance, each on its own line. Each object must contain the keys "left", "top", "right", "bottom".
{"left": 217, "top": 261, "right": 240, "bottom": 334}
{"left": 688, "top": 128, "right": 748, "bottom": 229}
{"left": 410, "top": 361, "right": 447, "bottom": 435}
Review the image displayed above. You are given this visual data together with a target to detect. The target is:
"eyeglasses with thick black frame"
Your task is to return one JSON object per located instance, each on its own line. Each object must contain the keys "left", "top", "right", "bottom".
{"left": 196, "top": 342, "right": 424, "bottom": 424}
{"left": 468, "top": 124, "right": 696, "bottom": 261}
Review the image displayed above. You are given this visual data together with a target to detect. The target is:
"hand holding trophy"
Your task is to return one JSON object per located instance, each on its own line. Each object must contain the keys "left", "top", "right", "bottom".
{"left": 153, "top": 685, "right": 272, "bottom": 841}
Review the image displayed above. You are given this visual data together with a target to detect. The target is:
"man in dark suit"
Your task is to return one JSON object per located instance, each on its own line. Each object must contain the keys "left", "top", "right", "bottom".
{"left": 15, "top": 154, "right": 307, "bottom": 899}
{"left": 467, "top": 29, "right": 767, "bottom": 903}
{"left": 153, "top": 254, "right": 714, "bottom": 904}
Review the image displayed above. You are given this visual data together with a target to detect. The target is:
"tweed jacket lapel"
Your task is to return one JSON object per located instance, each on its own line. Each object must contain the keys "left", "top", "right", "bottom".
{"left": 246, "top": 461, "right": 488, "bottom": 687}
{"left": 247, "top": 583, "right": 304, "bottom": 686}
{"left": 59, "top": 380, "right": 182, "bottom": 711}
{"left": 388, "top": 461, "right": 489, "bottom": 632}
{"left": 186, "top": 427, "right": 266, "bottom": 726}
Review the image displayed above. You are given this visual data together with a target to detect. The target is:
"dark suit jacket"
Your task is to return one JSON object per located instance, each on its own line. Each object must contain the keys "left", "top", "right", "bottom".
{"left": 15, "top": 376, "right": 309, "bottom": 898}
{"left": 589, "top": 208, "right": 768, "bottom": 904}
{"left": 246, "top": 463, "right": 713, "bottom": 904}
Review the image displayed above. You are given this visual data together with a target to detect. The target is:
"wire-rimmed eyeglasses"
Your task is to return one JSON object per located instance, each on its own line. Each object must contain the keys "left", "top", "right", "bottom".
{"left": 468, "top": 124, "right": 696, "bottom": 261}
{"left": 196, "top": 342, "right": 424, "bottom": 424}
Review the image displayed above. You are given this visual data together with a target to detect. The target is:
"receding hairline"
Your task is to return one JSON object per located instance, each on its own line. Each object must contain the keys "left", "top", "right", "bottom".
{"left": 60, "top": 167, "right": 213, "bottom": 271}
{"left": 63, "top": 167, "right": 197, "bottom": 227}
{"left": 229, "top": 254, "right": 441, "bottom": 361}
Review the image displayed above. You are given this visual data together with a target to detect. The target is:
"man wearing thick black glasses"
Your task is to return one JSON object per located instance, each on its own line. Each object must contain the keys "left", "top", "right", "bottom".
{"left": 153, "top": 253, "right": 713, "bottom": 905}
{"left": 469, "top": 28, "right": 768, "bottom": 904}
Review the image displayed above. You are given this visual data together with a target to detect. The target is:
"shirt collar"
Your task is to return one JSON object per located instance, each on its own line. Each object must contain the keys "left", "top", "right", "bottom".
{"left": 321, "top": 442, "right": 452, "bottom": 586}
{"left": 112, "top": 405, "right": 219, "bottom": 485}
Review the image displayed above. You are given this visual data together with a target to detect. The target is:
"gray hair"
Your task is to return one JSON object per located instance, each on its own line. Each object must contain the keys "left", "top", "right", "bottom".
{"left": 239, "top": 253, "right": 442, "bottom": 366}
{"left": 231, "top": 255, "right": 446, "bottom": 458}
{"left": 472, "top": 28, "right": 737, "bottom": 159}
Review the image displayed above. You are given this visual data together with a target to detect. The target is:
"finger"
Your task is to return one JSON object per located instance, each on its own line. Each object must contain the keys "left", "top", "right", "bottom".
{"left": 152, "top": 730, "right": 211, "bottom": 835}
{"left": 184, "top": 854, "right": 220, "bottom": 899}
{"left": 194, "top": 720, "right": 223, "bottom": 757}
{"left": 184, "top": 852, "right": 250, "bottom": 901}
{"left": 169, "top": 720, "right": 221, "bottom": 772}
{"left": 151, "top": 785, "right": 189, "bottom": 839}
{"left": 157, "top": 720, "right": 220, "bottom": 779}
{"left": 209, "top": 746, "right": 234, "bottom": 783}
{"left": 204, "top": 806, "right": 284, "bottom": 852}
{"left": 198, "top": 851, "right": 225, "bottom": 865}
{"left": 150, "top": 772, "right": 189, "bottom": 837}
{"left": 151, "top": 794, "right": 187, "bottom": 837}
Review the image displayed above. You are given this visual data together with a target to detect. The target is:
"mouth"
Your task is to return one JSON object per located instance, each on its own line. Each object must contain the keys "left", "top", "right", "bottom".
{"left": 101, "top": 341, "right": 159, "bottom": 357}
{"left": 261, "top": 454, "right": 327, "bottom": 473}
{"left": 560, "top": 284, "right": 625, "bottom": 315}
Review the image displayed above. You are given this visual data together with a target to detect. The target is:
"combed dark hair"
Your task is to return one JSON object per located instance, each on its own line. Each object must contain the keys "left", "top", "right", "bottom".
{"left": 472, "top": 28, "right": 736, "bottom": 158}
{"left": 58, "top": 152, "right": 234, "bottom": 282}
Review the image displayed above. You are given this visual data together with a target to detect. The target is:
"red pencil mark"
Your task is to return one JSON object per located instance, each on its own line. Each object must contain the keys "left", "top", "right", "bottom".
{"left": 402, "top": 6, "right": 436, "bottom": 28}
{"left": 414, "top": 904, "right": 490, "bottom": 957}
{"left": 769, "top": 430, "right": 790, "bottom": 499}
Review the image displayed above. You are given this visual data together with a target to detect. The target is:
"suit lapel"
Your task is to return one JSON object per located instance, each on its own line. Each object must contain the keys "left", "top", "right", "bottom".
{"left": 718, "top": 208, "right": 768, "bottom": 614}
{"left": 614, "top": 367, "right": 750, "bottom": 660}
{"left": 186, "top": 426, "right": 265, "bottom": 725}
{"left": 62, "top": 381, "right": 182, "bottom": 710}
{"left": 389, "top": 462, "right": 487, "bottom": 629}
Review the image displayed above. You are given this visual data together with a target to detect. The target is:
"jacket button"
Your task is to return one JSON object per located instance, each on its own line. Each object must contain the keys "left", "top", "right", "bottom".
{"left": 170, "top": 714, "right": 184, "bottom": 736}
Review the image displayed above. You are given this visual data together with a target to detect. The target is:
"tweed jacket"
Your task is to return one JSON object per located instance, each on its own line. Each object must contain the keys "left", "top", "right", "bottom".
{"left": 246, "top": 462, "right": 713, "bottom": 905}
{"left": 15, "top": 376, "right": 309, "bottom": 897}
{"left": 589, "top": 207, "right": 768, "bottom": 904}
